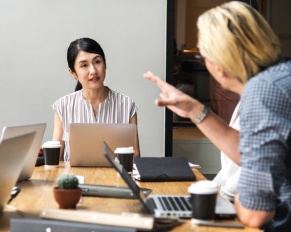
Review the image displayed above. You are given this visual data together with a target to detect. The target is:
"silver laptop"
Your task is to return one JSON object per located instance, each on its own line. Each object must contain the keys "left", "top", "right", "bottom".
{"left": 0, "top": 133, "right": 36, "bottom": 211}
{"left": 0, "top": 123, "right": 46, "bottom": 182}
{"left": 102, "top": 142, "right": 237, "bottom": 220}
{"left": 70, "top": 123, "right": 137, "bottom": 167}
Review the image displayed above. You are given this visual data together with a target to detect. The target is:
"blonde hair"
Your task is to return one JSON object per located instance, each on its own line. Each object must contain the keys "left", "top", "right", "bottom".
{"left": 197, "top": 1, "right": 281, "bottom": 84}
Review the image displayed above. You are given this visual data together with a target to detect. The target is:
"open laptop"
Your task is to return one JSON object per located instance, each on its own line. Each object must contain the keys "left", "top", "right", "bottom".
{"left": 102, "top": 142, "right": 237, "bottom": 220}
{"left": 0, "top": 123, "right": 46, "bottom": 182}
{"left": 70, "top": 123, "right": 137, "bottom": 167}
{"left": 0, "top": 132, "right": 36, "bottom": 211}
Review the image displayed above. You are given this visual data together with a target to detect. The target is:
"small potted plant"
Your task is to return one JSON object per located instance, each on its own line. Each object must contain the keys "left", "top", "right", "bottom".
{"left": 53, "top": 174, "right": 82, "bottom": 209}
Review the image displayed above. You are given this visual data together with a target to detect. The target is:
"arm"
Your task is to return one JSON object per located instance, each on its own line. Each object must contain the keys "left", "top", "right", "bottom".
{"left": 129, "top": 113, "right": 140, "bottom": 157}
{"left": 52, "top": 112, "right": 65, "bottom": 159}
{"left": 144, "top": 71, "right": 240, "bottom": 165}
{"left": 233, "top": 78, "right": 286, "bottom": 229}
{"left": 196, "top": 110, "right": 240, "bottom": 165}
{"left": 234, "top": 195, "right": 274, "bottom": 228}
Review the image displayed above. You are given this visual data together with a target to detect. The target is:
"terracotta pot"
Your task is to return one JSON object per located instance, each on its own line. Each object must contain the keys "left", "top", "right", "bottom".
{"left": 53, "top": 187, "right": 82, "bottom": 209}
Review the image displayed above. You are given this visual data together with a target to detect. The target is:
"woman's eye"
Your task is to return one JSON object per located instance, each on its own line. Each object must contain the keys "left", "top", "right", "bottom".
{"left": 81, "top": 64, "right": 87, "bottom": 68}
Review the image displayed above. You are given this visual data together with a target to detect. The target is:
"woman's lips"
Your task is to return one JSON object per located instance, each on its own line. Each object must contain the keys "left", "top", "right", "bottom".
{"left": 89, "top": 77, "right": 100, "bottom": 82}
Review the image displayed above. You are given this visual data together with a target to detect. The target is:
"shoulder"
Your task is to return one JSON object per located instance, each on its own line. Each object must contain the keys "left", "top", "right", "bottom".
{"left": 107, "top": 88, "right": 135, "bottom": 102}
{"left": 56, "top": 91, "right": 81, "bottom": 103}
{"left": 105, "top": 88, "right": 139, "bottom": 112}
{"left": 239, "top": 62, "right": 291, "bottom": 145}
{"left": 53, "top": 91, "right": 82, "bottom": 109}
{"left": 242, "top": 61, "right": 291, "bottom": 106}
{"left": 246, "top": 61, "right": 291, "bottom": 91}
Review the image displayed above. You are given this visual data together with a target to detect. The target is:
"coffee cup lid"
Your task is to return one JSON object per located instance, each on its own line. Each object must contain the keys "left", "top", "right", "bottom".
{"left": 42, "top": 141, "right": 61, "bottom": 148}
{"left": 188, "top": 180, "right": 219, "bottom": 194}
{"left": 114, "top": 147, "right": 134, "bottom": 154}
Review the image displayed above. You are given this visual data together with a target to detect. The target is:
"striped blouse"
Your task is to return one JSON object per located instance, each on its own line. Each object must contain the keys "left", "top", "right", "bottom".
{"left": 52, "top": 88, "right": 139, "bottom": 161}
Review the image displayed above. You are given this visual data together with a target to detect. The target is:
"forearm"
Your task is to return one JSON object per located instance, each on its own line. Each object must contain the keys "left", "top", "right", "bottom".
{"left": 53, "top": 112, "right": 65, "bottom": 159}
{"left": 191, "top": 104, "right": 241, "bottom": 165}
{"left": 234, "top": 195, "right": 274, "bottom": 228}
{"left": 129, "top": 113, "right": 140, "bottom": 157}
{"left": 143, "top": 72, "right": 240, "bottom": 164}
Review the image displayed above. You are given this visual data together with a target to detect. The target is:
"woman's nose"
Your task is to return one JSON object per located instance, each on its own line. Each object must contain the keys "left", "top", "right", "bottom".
{"left": 89, "top": 64, "right": 97, "bottom": 74}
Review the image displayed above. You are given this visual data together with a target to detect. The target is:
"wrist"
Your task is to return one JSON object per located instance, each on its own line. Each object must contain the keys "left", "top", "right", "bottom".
{"left": 192, "top": 105, "right": 209, "bottom": 124}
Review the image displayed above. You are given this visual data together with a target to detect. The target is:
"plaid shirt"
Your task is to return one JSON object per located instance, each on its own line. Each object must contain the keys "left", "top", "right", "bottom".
{"left": 238, "top": 60, "right": 291, "bottom": 231}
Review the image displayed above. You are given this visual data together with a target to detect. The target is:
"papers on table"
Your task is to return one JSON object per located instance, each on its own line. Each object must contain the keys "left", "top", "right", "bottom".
{"left": 189, "top": 162, "right": 201, "bottom": 169}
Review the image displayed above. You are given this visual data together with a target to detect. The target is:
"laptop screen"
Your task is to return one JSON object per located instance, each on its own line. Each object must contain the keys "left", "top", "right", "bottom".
{"left": 70, "top": 123, "right": 137, "bottom": 167}
{"left": 1, "top": 123, "right": 46, "bottom": 182}
{"left": 0, "top": 132, "right": 36, "bottom": 211}
{"left": 102, "top": 142, "right": 153, "bottom": 215}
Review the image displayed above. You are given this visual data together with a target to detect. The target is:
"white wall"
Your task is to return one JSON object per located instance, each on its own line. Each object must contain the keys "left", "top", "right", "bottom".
{"left": 0, "top": 0, "right": 167, "bottom": 156}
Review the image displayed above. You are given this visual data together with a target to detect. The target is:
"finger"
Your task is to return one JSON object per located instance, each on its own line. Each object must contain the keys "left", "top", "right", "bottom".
{"left": 143, "top": 71, "right": 167, "bottom": 89}
{"left": 143, "top": 71, "right": 154, "bottom": 80}
{"left": 155, "top": 99, "right": 168, "bottom": 107}
{"left": 156, "top": 98, "right": 177, "bottom": 107}
{"left": 143, "top": 71, "right": 159, "bottom": 83}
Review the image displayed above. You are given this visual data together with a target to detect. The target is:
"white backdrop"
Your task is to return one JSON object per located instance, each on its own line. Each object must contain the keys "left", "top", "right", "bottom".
{"left": 0, "top": 0, "right": 167, "bottom": 156}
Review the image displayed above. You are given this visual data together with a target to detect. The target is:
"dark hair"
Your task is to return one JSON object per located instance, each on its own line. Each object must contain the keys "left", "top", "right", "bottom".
{"left": 67, "top": 38, "right": 106, "bottom": 91}
{"left": 75, "top": 81, "right": 83, "bottom": 91}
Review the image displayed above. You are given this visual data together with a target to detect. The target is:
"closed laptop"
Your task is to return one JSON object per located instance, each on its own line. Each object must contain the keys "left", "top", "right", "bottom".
{"left": 134, "top": 157, "right": 196, "bottom": 181}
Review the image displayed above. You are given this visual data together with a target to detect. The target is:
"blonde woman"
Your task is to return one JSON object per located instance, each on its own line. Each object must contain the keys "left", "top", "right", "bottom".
{"left": 144, "top": 2, "right": 291, "bottom": 231}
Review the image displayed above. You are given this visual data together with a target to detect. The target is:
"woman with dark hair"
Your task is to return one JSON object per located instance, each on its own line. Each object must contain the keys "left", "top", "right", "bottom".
{"left": 52, "top": 38, "right": 140, "bottom": 161}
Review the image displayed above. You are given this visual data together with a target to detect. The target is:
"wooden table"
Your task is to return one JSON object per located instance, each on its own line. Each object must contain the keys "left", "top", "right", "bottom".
{"left": 0, "top": 162, "right": 259, "bottom": 232}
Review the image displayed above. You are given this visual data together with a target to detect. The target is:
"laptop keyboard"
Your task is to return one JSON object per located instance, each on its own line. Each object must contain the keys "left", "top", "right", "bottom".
{"left": 148, "top": 195, "right": 236, "bottom": 219}
{"left": 159, "top": 196, "right": 191, "bottom": 211}
{"left": 149, "top": 196, "right": 191, "bottom": 212}
{"left": 147, "top": 196, "right": 192, "bottom": 218}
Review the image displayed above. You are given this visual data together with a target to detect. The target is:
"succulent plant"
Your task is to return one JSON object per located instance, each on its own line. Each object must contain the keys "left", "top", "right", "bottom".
{"left": 57, "top": 174, "right": 79, "bottom": 189}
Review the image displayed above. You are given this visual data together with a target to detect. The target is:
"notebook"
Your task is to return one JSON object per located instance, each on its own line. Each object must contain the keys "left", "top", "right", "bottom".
{"left": 70, "top": 123, "right": 137, "bottom": 167}
{"left": 134, "top": 157, "right": 196, "bottom": 181}
{"left": 102, "top": 142, "right": 237, "bottom": 220}
{"left": 0, "top": 133, "right": 36, "bottom": 211}
{"left": 0, "top": 123, "right": 46, "bottom": 182}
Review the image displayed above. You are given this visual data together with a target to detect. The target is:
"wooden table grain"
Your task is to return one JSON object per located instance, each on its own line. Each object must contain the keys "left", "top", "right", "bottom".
{"left": 0, "top": 162, "right": 260, "bottom": 232}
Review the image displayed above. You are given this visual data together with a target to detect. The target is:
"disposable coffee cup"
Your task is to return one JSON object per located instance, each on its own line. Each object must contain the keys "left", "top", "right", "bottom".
{"left": 42, "top": 141, "right": 61, "bottom": 169}
{"left": 188, "top": 180, "right": 219, "bottom": 220}
{"left": 114, "top": 147, "right": 135, "bottom": 173}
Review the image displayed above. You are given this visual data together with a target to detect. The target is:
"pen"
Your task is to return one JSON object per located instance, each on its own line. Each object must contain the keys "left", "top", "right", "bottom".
{"left": 8, "top": 187, "right": 21, "bottom": 204}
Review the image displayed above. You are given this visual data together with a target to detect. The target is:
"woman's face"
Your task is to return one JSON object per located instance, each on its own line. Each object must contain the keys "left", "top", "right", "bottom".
{"left": 71, "top": 50, "right": 106, "bottom": 90}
